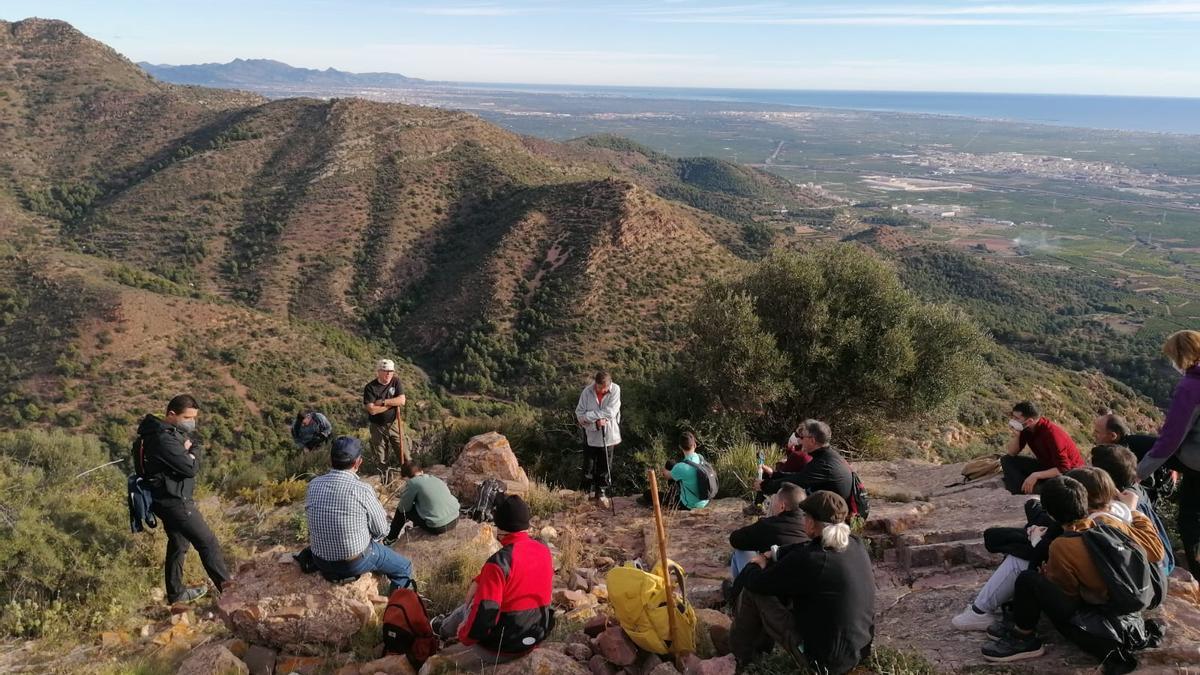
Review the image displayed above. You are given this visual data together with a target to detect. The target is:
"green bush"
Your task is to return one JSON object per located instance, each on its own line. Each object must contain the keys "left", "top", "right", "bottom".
{"left": 0, "top": 429, "right": 157, "bottom": 638}
{"left": 712, "top": 442, "right": 783, "bottom": 500}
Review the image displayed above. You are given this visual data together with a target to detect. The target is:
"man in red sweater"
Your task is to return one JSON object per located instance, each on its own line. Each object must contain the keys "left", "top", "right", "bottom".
{"left": 1002, "top": 401, "right": 1085, "bottom": 495}
{"left": 433, "top": 495, "right": 555, "bottom": 669}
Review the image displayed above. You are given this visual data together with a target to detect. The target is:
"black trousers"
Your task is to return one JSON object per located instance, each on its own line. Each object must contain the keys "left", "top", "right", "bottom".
{"left": 1012, "top": 570, "right": 1126, "bottom": 662}
{"left": 152, "top": 499, "right": 230, "bottom": 601}
{"left": 581, "top": 445, "right": 611, "bottom": 497}
{"left": 387, "top": 507, "right": 458, "bottom": 539}
{"left": 1001, "top": 455, "right": 1045, "bottom": 495}
{"left": 1178, "top": 465, "right": 1200, "bottom": 578}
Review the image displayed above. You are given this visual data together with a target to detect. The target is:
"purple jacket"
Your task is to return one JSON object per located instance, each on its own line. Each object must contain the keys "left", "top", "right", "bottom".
{"left": 1138, "top": 365, "right": 1200, "bottom": 479}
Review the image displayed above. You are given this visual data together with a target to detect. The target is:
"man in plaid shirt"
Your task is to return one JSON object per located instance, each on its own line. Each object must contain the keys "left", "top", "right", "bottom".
{"left": 306, "top": 436, "right": 413, "bottom": 590}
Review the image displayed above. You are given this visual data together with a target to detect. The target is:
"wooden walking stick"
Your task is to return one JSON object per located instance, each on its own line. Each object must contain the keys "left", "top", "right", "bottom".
{"left": 647, "top": 469, "right": 683, "bottom": 659}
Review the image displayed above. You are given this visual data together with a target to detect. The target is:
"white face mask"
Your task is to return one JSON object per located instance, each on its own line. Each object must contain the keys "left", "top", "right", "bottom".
{"left": 787, "top": 433, "right": 800, "bottom": 448}
{"left": 1173, "top": 363, "right": 1186, "bottom": 375}
{"left": 1008, "top": 419, "right": 1025, "bottom": 432}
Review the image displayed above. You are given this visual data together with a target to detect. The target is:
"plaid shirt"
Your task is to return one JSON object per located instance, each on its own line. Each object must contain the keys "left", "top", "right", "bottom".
{"left": 305, "top": 469, "right": 389, "bottom": 561}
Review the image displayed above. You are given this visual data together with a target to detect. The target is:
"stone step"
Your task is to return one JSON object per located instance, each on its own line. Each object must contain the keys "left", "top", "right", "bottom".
{"left": 896, "top": 537, "right": 999, "bottom": 573}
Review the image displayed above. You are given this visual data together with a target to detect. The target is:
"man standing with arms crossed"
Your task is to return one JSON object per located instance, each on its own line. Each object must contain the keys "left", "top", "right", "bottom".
{"left": 575, "top": 370, "right": 621, "bottom": 509}
{"left": 363, "top": 359, "right": 406, "bottom": 474}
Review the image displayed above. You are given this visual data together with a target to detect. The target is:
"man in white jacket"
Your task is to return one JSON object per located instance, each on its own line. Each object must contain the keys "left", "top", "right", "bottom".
{"left": 575, "top": 370, "right": 621, "bottom": 508}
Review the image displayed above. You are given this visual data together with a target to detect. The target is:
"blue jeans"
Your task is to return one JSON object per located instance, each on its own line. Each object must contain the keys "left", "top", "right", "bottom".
{"left": 730, "top": 549, "right": 758, "bottom": 578}
{"left": 315, "top": 540, "right": 413, "bottom": 591}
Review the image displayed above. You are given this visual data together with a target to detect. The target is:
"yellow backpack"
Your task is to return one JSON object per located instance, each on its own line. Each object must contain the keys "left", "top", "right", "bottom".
{"left": 605, "top": 559, "right": 697, "bottom": 655}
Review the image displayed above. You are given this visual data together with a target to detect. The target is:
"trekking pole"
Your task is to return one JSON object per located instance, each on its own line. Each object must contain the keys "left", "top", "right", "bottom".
{"left": 394, "top": 407, "right": 406, "bottom": 468}
{"left": 603, "top": 424, "right": 616, "bottom": 515}
{"left": 647, "top": 469, "right": 682, "bottom": 660}
{"left": 72, "top": 459, "right": 123, "bottom": 480}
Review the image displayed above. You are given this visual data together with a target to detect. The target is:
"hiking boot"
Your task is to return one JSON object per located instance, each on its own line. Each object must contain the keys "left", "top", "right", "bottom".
{"left": 982, "top": 633, "right": 1044, "bottom": 662}
{"left": 742, "top": 502, "right": 765, "bottom": 517}
{"left": 169, "top": 586, "right": 208, "bottom": 604}
{"left": 951, "top": 604, "right": 992, "bottom": 631}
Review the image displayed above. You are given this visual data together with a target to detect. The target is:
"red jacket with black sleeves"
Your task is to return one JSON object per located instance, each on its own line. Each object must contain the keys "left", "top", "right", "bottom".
{"left": 1019, "top": 417, "right": 1085, "bottom": 473}
{"left": 458, "top": 532, "right": 555, "bottom": 655}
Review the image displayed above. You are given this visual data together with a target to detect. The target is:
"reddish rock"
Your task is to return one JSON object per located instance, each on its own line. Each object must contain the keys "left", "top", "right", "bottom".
{"left": 589, "top": 654, "right": 619, "bottom": 675}
{"left": 583, "top": 614, "right": 615, "bottom": 637}
{"left": 176, "top": 645, "right": 248, "bottom": 675}
{"left": 492, "top": 647, "right": 589, "bottom": 674}
{"left": 242, "top": 644, "right": 276, "bottom": 675}
{"left": 595, "top": 626, "right": 639, "bottom": 667}
{"left": 566, "top": 642, "right": 593, "bottom": 661}
{"left": 555, "top": 588, "right": 594, "bottom": 610}
{"left": 448, "top": 432, "right": 530, "bottom": 501}
{"left": 355, "top": 654, "right": 416, "bottom": 675}
{"left": 694, "top": 609, "right": 731, "bottom": 656}
{"left": 275, "top": 654, "right": 323, "bottom": 674}
{"left": 681, "top": 654, "right": 734, "bottom": 675}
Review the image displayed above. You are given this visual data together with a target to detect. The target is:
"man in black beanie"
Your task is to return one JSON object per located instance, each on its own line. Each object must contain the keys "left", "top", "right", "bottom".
{"left": 432, "top": 495, "right": 556, "bottom": 668}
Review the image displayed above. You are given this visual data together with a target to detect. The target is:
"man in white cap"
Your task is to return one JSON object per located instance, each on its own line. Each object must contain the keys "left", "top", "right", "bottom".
{"left": 363, "top": 359, "right": 406, "bottom": 472}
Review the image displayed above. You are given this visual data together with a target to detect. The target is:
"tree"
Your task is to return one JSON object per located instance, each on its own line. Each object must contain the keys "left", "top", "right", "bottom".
{"left": 681, "top": 286, "right": 792, "bottom": 412}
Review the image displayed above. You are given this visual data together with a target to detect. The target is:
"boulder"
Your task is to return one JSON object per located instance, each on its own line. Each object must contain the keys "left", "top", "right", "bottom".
{"left": 595, "top": 626, "right": 639, "bottom": 667}
{"left": 391, "top": 519, "right": 501, "bottom": 585}
{"left": 493, "top": 647, "right": 589, "bottom": 675}
{"left": 216, "top": 554, "right": 379, "bottom": 650}
{"left": 448, "top": 432, "right": 530, "bottom": 500}
{"left": 583, "top": 614, "right": 616, "bottom": 637}
{"left": 682, "top": 654, "right": 735, "bottom": 675}
{"left": 589, "top": 654, "right": 619, "bottom": 675}
{"left": 242, "top": 644, "right": 277, "bottom": 675}
{"left": 694, "top": 609, "right": 731, "bottom": 656}
{"left": 555, "top": 588, "right": 595, "bottom": 610}
{"left": 176, "top": 645, "right": 249, "bottom": 675}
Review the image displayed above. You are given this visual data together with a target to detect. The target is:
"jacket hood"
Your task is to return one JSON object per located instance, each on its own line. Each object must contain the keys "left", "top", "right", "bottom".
{"left": 137, "top": 414, "right": 169, "bottom": 436}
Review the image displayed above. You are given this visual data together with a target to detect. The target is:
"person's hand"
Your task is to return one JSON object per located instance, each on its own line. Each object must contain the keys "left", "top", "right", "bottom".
{"left": 1026, "top": 525, "right": 1047, "bottom": 546}
{"left": 1118, "top": 489, "right": 1138, "bottom": 509}
{"left": 760, "top": 465, "right": 773, "bottom": 476}
{"left": 750, "top": 554, "right": 769, "bottom": 568}
{"left": 184, "top": 438, "right": 192, "bottom": 451}
{"left": 753, "top": 479, "right": 762, "bottom": 491}
{"left": 1021, "top": 475, "right": 1038, "bottom": 495}
{"left": 596, "top": 418, "right": 608, "bottom": 428}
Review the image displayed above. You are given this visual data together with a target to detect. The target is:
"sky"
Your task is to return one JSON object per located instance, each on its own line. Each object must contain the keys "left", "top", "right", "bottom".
{"left": 6, "top": 1, "right": 1200, "bottom": 97}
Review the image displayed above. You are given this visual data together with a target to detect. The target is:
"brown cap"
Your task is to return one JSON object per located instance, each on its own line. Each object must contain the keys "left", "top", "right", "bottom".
{"left": 800, "top": 490, "right": 849, "bottom": 524}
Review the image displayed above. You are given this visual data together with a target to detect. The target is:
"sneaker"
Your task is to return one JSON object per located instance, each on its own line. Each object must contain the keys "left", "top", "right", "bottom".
{"left": 982, "top": 633, "right": 1044, "bottom": 663}
{"left": 951, "top": 604, "right": 993, "bottom": 631}
{"left": 598, "top": 496, "right": 612, "bottom": 510}
{"left": 430, "top": 613, "right": 446, "bottom": 637}
{"left": 987, "top": 617, "right": 1014, "bottom": 640}
{"left": 382, "top": 535, "right": 398, "bottom": 546}
{"left": 169, "top": 586, "right": 208, "bottom": 604}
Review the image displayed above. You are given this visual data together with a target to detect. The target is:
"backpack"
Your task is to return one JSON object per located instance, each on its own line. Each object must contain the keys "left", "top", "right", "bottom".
{"left": 1069, "top": 523, "right": 1166, "bottom": 615}
{"left": 680, "top": 456, "right": 719, "bottom": 501}
{"left": 465, "top": 478, "right": 506, "bottom": 523}
{"left": 382, "top": 579, "right": 439, "bottom": 667}
{"left": 847, "top": 469, "right": 871, "bottom": 521}
{"left": 132, "top": 435, "right": 149, "bottom": 477}
{"left": 606, "top": 560, "right": 697, "bottom": 656}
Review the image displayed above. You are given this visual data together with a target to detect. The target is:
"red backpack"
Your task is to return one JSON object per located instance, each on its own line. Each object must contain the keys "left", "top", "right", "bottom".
{"left": 382, "top": 580, "right": 439, "bottom": 667}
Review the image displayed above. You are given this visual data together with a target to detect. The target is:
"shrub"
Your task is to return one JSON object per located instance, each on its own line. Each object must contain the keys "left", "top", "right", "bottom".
{"left": 712, "top": 442, "right": 783, "bottom": 500}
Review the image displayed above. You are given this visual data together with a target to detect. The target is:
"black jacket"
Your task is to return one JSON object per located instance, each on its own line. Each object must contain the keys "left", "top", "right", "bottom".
{"left": 763, "top": 446, "right": 853, "bottom": 504}
{"left": 740, "top": 537, "right": 876, "bottom": 675}
{"left": 729, "top": 509, "right": 809, "bottom": 552}
{"left": 137, "top": 415, "right": 200, "bottom": 503}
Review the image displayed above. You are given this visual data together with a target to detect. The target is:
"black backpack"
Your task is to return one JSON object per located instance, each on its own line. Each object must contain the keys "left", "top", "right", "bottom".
{"left": 681, "top": 456, "right": 719, "bottom": 501}
{"left": 1069, "top": 523, "right": 1165, "bottom": 615}
{"left": 847, "top": 470, "right": 871, "bottom": 521}
{"left": 465, "top": 478, "right": 506, "bottom": 523}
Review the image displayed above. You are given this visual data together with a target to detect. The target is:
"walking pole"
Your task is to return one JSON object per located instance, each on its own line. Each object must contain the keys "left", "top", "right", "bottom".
{"left": 648, "top": 469, "right": 683, "bottom": 660}
{"left": 603, "top": 424, "right": 616, "bottom": 515}
{"left": 394, "top": 408, "right": 406, "bottom": 468}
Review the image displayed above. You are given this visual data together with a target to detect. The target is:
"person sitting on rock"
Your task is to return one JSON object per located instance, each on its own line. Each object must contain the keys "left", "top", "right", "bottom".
{"left": 1092, "top": 411, "right": 1171, "bottom": 507}
{"left": 981, "top": 474, "right": 1164, "bottom": 665}
{"left": 756, "top": 420, "right": 853, "bottom": 507}
{"left": 1002, "top": 401, "right": 1085, "bottom": 495}
{"left": 729, "top": 482, "right": 809, "bottom": 579}
{"left": 433, "top": 495, "right": 555, "bottom": 669}
{"left": 745, "top": 423, "right": 815, "bottom": 515}
{"left": 305, "top": 436, "right": 414, "bottom": 591}
{"left": 1091, "top": 445, "right": 1174, "bottom": 573}
{"left": 638, "top": 432, "right": 711, "bottom": 511}
{"left": 383, "top": 460, "right": 460, "bottom": 544}
{"left": 291, "top": 410, "right": 332, "bottom": 451}
{"left": 730, "top": 491, "right": 875, "bottom": 675}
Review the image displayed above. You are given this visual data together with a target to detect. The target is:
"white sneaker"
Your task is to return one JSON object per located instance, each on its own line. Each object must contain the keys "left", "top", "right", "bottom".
{"left": 951, "top": 605, "right": 992, "bottom": 631}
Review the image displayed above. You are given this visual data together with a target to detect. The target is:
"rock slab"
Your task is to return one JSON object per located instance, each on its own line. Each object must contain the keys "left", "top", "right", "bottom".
{"left": 448, "top": 432, "right": 530, "bottom": 500}
{"left": 176, "top": 645, "right": 249, "bottom": 675}
{"left": 217, "top": 553, "right": 379, "bottom": 650}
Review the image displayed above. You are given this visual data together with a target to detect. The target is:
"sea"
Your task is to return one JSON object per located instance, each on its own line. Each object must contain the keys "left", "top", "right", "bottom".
{"left": 452, "top": 82, "right": 1200, "bottom": 136}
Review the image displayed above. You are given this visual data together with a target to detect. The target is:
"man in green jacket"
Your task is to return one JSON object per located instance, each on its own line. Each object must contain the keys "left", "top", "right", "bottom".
{"left": 384, "top": 460, "right": 460, "bottom": 543}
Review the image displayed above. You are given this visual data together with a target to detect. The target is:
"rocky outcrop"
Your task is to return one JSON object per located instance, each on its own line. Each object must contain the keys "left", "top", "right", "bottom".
{"left": 447, "top": 432, "right": 530, "bottom": 501}
{"left": 216, "top": 553, "right": 380, "bottom": 651}
{"left": 176, "top": 644, "right": 249, "bottom": 675}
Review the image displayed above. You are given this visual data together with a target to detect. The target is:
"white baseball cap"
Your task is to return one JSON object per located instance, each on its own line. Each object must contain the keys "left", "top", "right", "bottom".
{"left": 375, "top": 359, "right": 395, "bottom": 372}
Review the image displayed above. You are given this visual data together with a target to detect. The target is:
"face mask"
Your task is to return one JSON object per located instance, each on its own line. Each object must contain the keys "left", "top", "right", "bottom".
{"left": 177, "top": 418, "right": 197, "bottom": 433}
{"left": 1008, "top": 419, "right": 1025, "bottom": 432}
{"left": 787, "top": 433, "right": 800, "bottom": 448}
{"left": 1173, "top": 363, "right": 1186, "bottom": 375}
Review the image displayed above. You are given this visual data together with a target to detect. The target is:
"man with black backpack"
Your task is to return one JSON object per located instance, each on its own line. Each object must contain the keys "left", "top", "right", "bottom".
{"left": 983, "top": 475, "right": 1165, "bottom": 667}
{"left": 135, "top": 394, "right": 230, "bottom": 604}
{"left": 639, "top": 432, "right": 715, "bottom": 510}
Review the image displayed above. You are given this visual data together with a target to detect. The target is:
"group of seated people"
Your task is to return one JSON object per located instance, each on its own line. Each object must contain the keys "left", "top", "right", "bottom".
{"left": 303, "top": 437, "right": 555, "bottom": 670}
{"left": 952, "top": 406, "right": 1181, "bottom": 670}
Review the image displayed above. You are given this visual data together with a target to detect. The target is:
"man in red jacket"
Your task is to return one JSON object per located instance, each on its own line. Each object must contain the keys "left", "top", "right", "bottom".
{"left": 433, "top": 495, "right": 555, "bottom": 669}
{"left": 1002, "top": 401, "right": 1085, "bottom": 495}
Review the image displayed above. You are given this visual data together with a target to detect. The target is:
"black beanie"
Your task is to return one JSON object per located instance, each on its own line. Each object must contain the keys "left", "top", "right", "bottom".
{"left": 493, "top": 495, "right": 531, "bottom": 532}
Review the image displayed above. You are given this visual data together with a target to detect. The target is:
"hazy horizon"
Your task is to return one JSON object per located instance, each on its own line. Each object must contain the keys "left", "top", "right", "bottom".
{"left": 6, "top": 0, "right": 1200, "bottom": 98}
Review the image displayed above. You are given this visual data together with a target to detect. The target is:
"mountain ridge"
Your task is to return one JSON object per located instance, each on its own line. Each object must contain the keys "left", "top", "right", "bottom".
{"left": 138, "top": 57, "right": 426, "bottom": 89}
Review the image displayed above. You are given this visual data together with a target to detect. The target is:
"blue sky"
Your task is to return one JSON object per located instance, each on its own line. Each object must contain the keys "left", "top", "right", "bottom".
{"left": 6, "top": 1, "right": 1200, "bottom": 96}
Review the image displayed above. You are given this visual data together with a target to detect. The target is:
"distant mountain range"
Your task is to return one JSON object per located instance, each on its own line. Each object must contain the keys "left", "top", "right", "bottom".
{"left": 138, "top": 57, "right": 425, "bottom": 89}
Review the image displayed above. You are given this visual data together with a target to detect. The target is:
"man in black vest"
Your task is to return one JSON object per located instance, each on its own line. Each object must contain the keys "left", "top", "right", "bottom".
{"left": 136, "top": 394, "right": 230, "bottom": 604}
